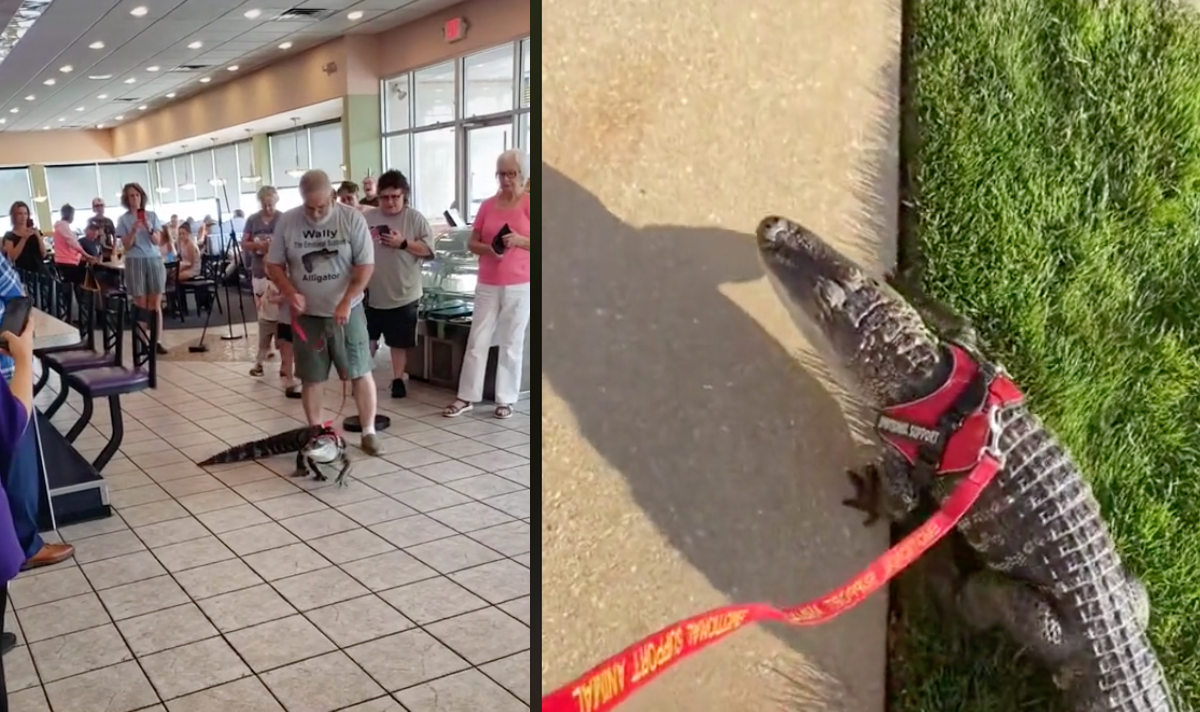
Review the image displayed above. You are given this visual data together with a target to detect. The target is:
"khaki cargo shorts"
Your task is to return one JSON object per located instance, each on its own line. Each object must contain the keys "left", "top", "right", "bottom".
{"left": 292, "top": 304, "right": 372, "bottom": 384}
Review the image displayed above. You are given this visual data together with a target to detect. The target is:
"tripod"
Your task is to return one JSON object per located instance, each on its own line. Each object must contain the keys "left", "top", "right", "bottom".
{"left": 216, "top": 189, "right": 249, "bottom": 342}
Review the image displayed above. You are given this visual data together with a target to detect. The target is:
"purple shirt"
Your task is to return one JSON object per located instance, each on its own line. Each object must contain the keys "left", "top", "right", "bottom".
{"left": 0, "top": 378, "right": 29, "bottom": 582}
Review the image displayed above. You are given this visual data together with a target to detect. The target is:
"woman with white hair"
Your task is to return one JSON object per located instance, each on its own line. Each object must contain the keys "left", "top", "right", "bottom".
{"left": 443, "top": 149, "right": 532, "bottom": 419}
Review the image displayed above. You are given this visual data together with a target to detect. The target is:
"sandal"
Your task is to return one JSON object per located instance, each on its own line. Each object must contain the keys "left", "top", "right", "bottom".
{"left": 249, "top": 364, "right": 264, "bottom": 377}
{"left": 443, "top": 400, "right": 473, "bottom": 418}
{"left": 285, "top": 386, "right": 301, "bottom": 399}
{"left": 494, "top": 404, "right": 513, "bottom": 420}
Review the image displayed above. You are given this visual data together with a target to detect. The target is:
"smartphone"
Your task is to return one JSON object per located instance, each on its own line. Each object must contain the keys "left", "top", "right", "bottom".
{"left": 492, "top": 223, "right": 512, "bottom": 255}
{"left": 25, "top": 219, "right": 33, "bottom": 229}
{"left": 137, "top": 208, "right": 146, "bottom": 225}
{"left": 0, "top": 296, "right": 32, "bottom": 350}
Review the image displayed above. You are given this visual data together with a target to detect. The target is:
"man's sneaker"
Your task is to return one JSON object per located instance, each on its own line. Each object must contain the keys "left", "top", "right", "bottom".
{"left": 249, "top": 364, "right": 264, "bottom": 377}
{"left": 361, "top": 433, "right": 381, "bottom": 456}
{"left": 0, "top": 632, "right": 16, "bottom": 656}
{"left": 390, "top": 378, "right": 407, "bottom": 399}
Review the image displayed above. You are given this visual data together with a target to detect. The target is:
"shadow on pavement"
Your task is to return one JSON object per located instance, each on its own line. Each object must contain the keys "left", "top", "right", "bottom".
{"left": 542, "top": 163, "right": 880, "bottom": 709}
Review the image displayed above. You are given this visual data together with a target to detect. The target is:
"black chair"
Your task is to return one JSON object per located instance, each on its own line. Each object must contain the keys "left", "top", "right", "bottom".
{"left": 18, "top": 267, "right": 55, "bottom": 310}
{"left": 40, "top": 292, "right": 125, "bottom": 420}
{"left": 178, "top": 255, "right": 221, "bottom": 318}
{"left": 163, "top": 261, "right": 184, "bottom": 322}
{"left": 63, "top": 301, "right": 157, "bottom": 472}
{"left": 34, "top": 284, "right": 100, "bottom": 396}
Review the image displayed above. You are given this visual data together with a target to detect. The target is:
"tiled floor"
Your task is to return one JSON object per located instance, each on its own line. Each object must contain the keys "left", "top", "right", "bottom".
{"left": 9, "top": 340, "right": 530, "bottom": 712}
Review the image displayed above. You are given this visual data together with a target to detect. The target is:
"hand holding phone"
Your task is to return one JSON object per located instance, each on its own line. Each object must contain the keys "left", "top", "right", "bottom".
{"left": 0, "top": 296, "right": 34, "bottom": 359}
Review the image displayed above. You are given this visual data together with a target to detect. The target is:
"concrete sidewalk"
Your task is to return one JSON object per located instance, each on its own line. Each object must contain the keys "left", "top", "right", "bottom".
{"left": 541, "top": 0, "right": 901, "bottom": 709}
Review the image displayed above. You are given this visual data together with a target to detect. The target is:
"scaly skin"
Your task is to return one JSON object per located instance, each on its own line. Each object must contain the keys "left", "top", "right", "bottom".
{"left": 756, "top": 216, "right": 1176, "bottom": 712}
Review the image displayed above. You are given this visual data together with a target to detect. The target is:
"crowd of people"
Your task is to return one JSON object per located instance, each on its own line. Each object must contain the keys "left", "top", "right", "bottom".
{"left": 0, "top": 146, "right": 533, "bottom": 704}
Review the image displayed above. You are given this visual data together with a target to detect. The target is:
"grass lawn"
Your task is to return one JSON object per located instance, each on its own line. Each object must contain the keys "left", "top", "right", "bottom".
{"left": 894, "top": 0, "right": 1200, "bottom": 708}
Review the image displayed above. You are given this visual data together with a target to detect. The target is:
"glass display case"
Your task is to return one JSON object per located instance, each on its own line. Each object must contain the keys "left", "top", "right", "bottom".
{"left": 407, "top": 227, "right": 531, "bottom": 400}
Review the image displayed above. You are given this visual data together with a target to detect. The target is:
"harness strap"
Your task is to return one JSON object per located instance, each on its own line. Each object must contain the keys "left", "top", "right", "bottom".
{"left": 912, "top": 355, "right": 996, "bottom": 486}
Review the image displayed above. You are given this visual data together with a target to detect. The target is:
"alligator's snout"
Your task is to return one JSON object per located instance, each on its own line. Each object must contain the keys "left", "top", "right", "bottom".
{"left": 756, "top": 216, "right": 793, "bottom": 251}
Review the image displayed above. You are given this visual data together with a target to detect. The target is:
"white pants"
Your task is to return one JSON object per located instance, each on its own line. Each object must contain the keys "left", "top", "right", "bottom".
{"left": 458, "top": 282, "right": 531, "bottom": 405}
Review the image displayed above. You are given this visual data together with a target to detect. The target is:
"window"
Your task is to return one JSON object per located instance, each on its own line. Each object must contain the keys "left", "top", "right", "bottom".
{"left": 270, "top": 129, "right": 310, "bottom": 189}
{"left": 213, "top": 142, "right": 241, "bottom": 190}
{"left": 520, "top": 113, "right": 532, "bottom": 161}
{"left": 384, "top": 74, "right": 411, "bottom": 133}
{"left": 385, "top": 134, "right": 411, "bottom": 184}
{"left": 0, "top": 169, "right": 32, "bottom": 210}
{"left": 308, "top": 121, "right": 344, "bottom": 182}
{"left": 412, "top": 128, "right": 456, "bottom": 220}
{"left": 466, "top": 122, "right": 512, "bottom": 221}
{"left": 464, "top": 45, "right": 514, "bottom": 118}
{"left": 172, "top": 155, "right": 196, "bottom": 195}
{"left": 192, "top": 150, "right": 217, "bottom": 200}
{"left": 414, "top": 62, "right": 455, "bottom": 127}
{"left": 381, "top": 38, "right": 530, "bottom": 226}
{"left": 98, "top": 163, "right": 150, "bottom": 204}
{"left": 45, "top": 165, "right": 100, "bottom": 228}
{"left": 521, "top": 38, "right": 531, "bottom": 108}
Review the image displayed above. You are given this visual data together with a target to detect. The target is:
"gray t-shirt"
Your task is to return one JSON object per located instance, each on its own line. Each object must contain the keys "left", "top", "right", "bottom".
{"left": 363, "top": 206, "right": 433, "bottom": 309}
{"left": 243, "top": 211, "right": 279, "bottom": 279}
{"left": 266, "top": 203, "right": 374, "bottom": 318}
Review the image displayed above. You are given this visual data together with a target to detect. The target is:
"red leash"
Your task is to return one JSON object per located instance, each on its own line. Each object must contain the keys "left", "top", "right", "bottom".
{"left": 290, "top": 314, "right": 349, "bottom": 429}
{"left": 543, "top": 350, "right": 1020, "bottom": 712}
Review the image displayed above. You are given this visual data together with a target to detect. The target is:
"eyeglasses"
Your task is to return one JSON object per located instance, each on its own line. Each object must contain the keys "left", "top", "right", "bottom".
{"left": 377, "top": 192, "right": 405, "bottom": 201}
{"left": 496, "top": 170, "right": 519, "bottom": 179}
{"left": 92, "top": 203, "right": 104, "bottom": 209}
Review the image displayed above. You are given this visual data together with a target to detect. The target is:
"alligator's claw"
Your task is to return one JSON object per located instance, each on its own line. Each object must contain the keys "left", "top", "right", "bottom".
{"left": 842, "top": 465, "right": 882, "bottom": 526}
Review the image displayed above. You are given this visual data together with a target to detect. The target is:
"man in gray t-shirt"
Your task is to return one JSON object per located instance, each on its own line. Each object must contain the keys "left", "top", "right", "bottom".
{"left": 265, "top": 170, "right": 381, "bottom": 454}
{"left": 363, "top": 169, "right": 434, "bottom": 399}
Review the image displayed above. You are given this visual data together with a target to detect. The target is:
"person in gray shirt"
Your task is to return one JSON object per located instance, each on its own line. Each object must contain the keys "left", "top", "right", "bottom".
{"left": 363, "top": 170, "right": 434, "bottom": 399}
{"left": 244, "top": 186, "right": 283, "bottom": 378}
{"left": 265, "top": 170, "right": 381, "bottom": 455}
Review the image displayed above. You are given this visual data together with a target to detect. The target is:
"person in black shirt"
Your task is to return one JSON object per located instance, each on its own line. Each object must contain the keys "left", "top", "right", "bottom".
{"left": 1, "top": 202, "right": 45, "bottom": 272}
{"left": 87, "top": 197, "right": 116, "bottom": 255}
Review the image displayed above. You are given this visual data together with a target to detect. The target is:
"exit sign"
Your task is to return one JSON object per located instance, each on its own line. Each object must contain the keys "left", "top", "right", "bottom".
{"left": 443, "top": 17, "right": 468, "bottom": 43}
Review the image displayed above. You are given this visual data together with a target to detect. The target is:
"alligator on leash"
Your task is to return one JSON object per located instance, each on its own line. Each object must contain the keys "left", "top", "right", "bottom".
{"left": 756, "top": 216, "right": 1177, "bottom": 712}
{"left": 198, "top": 424, "right": 353, "bottom": 487}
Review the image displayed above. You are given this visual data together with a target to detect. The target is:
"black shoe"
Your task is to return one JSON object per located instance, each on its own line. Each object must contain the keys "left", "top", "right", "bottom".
{"left": 1, "top": 632, "right": 17, "bottom": 655}
{"left": 391, "top": 378, "right": 407, "bottom": 399}
{"left": 156, "top": 343, "right": 169, "bottom": 355}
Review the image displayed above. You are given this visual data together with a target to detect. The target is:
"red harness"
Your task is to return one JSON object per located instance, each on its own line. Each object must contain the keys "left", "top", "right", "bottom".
{"left": 540, "top": 345, "right": 1025, "bottom": 712}
{"left": 876, "top": 343, "right": 1023, "bottom": 476}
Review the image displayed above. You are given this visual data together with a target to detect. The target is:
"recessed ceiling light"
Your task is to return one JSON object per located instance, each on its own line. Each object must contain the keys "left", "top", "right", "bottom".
{"left": 123, "top": 78, "right": 136, "bottom": 84}
{"left": 227, "top": 65, "right": 239, "bottom": 71}
{"left": 165, "top": 92, "right": 176, "bottom": 98}
{"left": 347, "top": 11, "right": 364, "bottom": 20}
{"left": 199, "top": 77, "right": 211, "bottom": 83}
{"left": 87, "top": 74, "right": 111, "bottom": 80}
{"left": 59, "top": 65, "right": 72, "bottom": 73}
{"left": 244, "top": 9, "right": 261, "bottom": 19}
{"left": 187, "top": 41, "right": 202, "bottom": 49}
{"left": 43, "top": 78, "right": 55, "bottom": 86}
{"left": 23, "top": 95, "right": 33, "bottom": 101}
{"left": 138, "top": 105, "right": 148, "bottom": 110}
{"left": 278, "top": 42, "right": 292, "bottom": 50}
{"left": 42, "top": 126, "right": 49, "bottom": 131}
{"left": 97, "top": 94, "right": 107, "bottom": 99}
{"left": 57, "top": 117, "right": 65, "bottom": 122}
{"left": 8, "top": 108, "right": 17, "bottom": 114}
{"left": 130, "top": 6, "right": 148, "bottom": 17}
{"left": 88, "top": 41, "right": 105, "bottom": 50}
{"left": 96, "top": 123, "right": 104, "bottom": 128}
{"left": 114, "top": 115, "right": 124, "bottom": 120}
{"left": 0, "top": 119, "right": 7, "bottom": 125}
{"left": 75, "top": 106, "right": 84, "bottom": 112}
{"left": 146, "top": 65, "right": 159, "bottom": 72}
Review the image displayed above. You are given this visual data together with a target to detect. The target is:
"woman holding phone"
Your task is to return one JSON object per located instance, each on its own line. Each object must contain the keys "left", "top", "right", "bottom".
{"left": 115, "top": 183, "right": 169, "bottom": 355}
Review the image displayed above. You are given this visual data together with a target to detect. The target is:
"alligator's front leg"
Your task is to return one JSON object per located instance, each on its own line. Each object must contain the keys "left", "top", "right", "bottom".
{"left": 956, "top": 568, "right": 1083, "bottom": 682}
{"left": 842, "top": 452, "right": 920, "bottom": 525}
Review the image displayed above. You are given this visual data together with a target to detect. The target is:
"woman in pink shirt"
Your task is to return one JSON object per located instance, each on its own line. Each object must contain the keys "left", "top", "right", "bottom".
{"left": 52, "top": 204, "right": 94, "bottom": 286}
{"left": 444, "top": 149, "right": 532, "bottom": 420}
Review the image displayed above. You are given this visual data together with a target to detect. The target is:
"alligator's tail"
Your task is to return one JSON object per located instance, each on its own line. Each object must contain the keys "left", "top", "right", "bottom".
{"left": 197, "top": 425, "right": 322, "bottom": 466}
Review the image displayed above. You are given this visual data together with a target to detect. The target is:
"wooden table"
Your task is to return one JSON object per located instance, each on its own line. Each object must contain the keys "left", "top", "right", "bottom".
{"left": 94, "top": 259, "right": 124, "bottom": 270}
{"left": 32, "top": 308, "right": 80, "bottom": 350}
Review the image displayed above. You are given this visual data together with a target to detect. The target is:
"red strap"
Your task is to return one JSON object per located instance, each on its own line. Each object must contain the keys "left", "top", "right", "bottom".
{"left": 541, "top": 454, "right": 1003, "bottom": 712}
